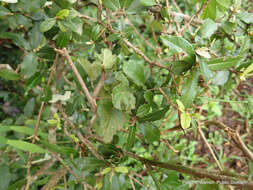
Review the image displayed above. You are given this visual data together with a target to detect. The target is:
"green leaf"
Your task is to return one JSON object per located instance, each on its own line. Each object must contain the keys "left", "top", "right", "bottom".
{"left": 123, "top": 61, "right": 146, "bottom": 87}
{"left": 0, "top": 32, "right": 30, "bottom": 50}
{"left": 21, "top": 52, "right": 38, "bottom": 79}
{"left": 199, "top": 61, "right": 214, "bottom": 80}
{"left": 139, "top": 123, "right": 160, "bottom": 142}
{"left": 181, "top": 71, "right": 198, "bottom": 108}
{"left": 29, "top": 23, "right": 45, "bottom": 50}
{"left": 212, "top": 70, "right": 229, "bottom": 85}
{"left": 115, "top": 166, "right": 128, "bottom": 174}
{"left": 62, "top": 17, "right": 83, "bottom": 35}
{"left": 40, "top": 18, "right": 56, "bottom": 32}
{"left": 201, "top": 0, "right": 217, "bottom": 20}
{"left": 55, "top": 0, "right": 74, "bottom": 8}
{"left": 0, "top": 125, "right": 48, "bottom": 139}
{"left": 0, "top": 69, "right": 20, "bottom": 80}
{"left": 77, "top": 157, "right": 106, "bottom": 172}
{"left": 120, "top": 0, "right": 134, "bottom": 8}
{"left": 171, "top": 61, "right": 193, "bottom": 74}
{"left": 198, "top": 19, "right": 218, "bottom": 38}
{"left": 56, "top": 32, "right": 71, "bottom": 48}
{"left": 180, "top": 112, "right": 191, "bottom": 129}
{"left": 136, "top": 104, "right": 150, "bottom": 117}
{"left": 112, "top": 85, "right": 135, "bottom": 112}
{"left": 95, "top": 48, "right": 117, "bottom": 70}
{"left": 238, "top": 12, "right": 253, "bottom": 24}
{"left": 101, "top": 167, "right": 112, "bottom": 175}
{"left": 97, "top": 100, "right": 128, "bottom": 143}
{"left": 24, "top": 98, "right": 35, "bottom": 117}
{"left": 140, "top": 0, "right": 156, "bottom": 6}
{"left": 125, "top": 124, "right": 136, "bottom": 150}
{"left": 40, "top": 140, "right": 77, "bottom": 155}
{"left": 78, "top": 58, "right": 102, "bottom": 81}
{"left": 0, "top": 6, "right": 11, "bottom": 16}
{"left": 56, "top": 9, "right": 69, "bottom": 20}
{"left": 0, "top": 164, "right": 11, "bottom": 190}
{"left": 206, "top": 56, "right": 243, "bottom": 70}
{"left": 102, "top": 0, "right": 121, "bottom": 11}
{"left": 176, "top": 99, "right": 185, "bottom": 113}
{"left": 138, "top": 106, "right": 170, "bottom": 122}
{"left": 160, "top": 35, "right": 195, "bottom": 63}
{"left": 7, "top": 140, "right": 48, "bottom": 153}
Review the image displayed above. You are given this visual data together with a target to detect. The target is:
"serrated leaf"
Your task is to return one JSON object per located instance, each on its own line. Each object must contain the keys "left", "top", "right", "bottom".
{"left": 102, "top": 0, "right": 121, "bottom": 11}
{"left": 181, "top": 71, "right": 198, "bottom": 108}
{"left": 180, "top": 112, "right": 191, "bottom": 129}
{"left": 97, "top": 101, "right": 128, "bottom": 143}
{"left": 160, "top": 35, "right": 195, "bottom": 63}
{"left": 78, "top": 58, "right": 102, "bottom": 81}
{"left": 112, "top": 85, "right": 135, "bottom": 112}
{"left": 95, "top": 48, "right": 117, "bottom": 70}
{"left": 21, "top": 52, "right": 38, "bottom": 79}
{"left": 0, "top": 69, "right": 20, "bottom": 80}
{"left": 139, "top": 123, "right": 160, "bottom": 142}
{"left": 7, "top": 140, "right": 48, "bottom": 153}
{"left": 56, "top": 9, "right": 69, "bottom": 19}
{"left": 62, "top": 17, "right": 83, "bottom": 35}
{"left": 206, "top": 56, "right": 243, "bottom": 70}
{"left": 123, "top": 61, "right": 146, "bottom": 87}
{"left": 115, "top": 166, "right": 128, "bottom": 174}
{"left": 40, "top": 18, "right": 56, "bottom": 32}
{"left": 198, "top": 19, "right": 218, "bottom": 38}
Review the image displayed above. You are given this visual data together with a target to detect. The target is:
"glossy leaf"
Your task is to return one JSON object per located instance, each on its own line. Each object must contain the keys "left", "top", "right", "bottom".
{"left": 21, "top": 52, "right": 38, "bottom": 79}
{"left": 40, "top": 18, "right": 56, "bottom": 32}
{"left": 181, "top": 71, "right": 198, "bottom": 108}
{"left": 97, "top": 100, "right": 128, "bottom": 143}
{"left": 29, "top": 23, "right": 45, "bottom": 50}
{"left": 139, "top": 123, "right": 160, "bottom": 142}
{"left": 56, "top": 9, "right": 69, "bottom": 19}
{"left": 171, "top": 61, "right": 193, "bottom": 74}
{"left": 140, "top": 0, "right": 156, "bottom": 6}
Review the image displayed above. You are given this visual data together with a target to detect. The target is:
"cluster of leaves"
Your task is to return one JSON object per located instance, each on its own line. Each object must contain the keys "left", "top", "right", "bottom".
{"left": 0, "top": 0, "right": 253, "bottom": 189}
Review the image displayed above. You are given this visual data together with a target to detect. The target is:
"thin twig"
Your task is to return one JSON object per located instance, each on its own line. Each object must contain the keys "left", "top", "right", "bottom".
{"left": 92, "top": 71, "right": 106, "bottom": 99}
{"left": 55, "top": 48, "right": 96, "bottom": 113}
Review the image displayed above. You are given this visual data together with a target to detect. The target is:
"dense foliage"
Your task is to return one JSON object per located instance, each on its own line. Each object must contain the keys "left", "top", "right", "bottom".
{"left": 0, "top": 0, "right": 253, "bottom": 189}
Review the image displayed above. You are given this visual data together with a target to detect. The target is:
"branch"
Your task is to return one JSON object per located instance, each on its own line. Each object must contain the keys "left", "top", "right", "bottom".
{"left": 124, "top": 151, "right": 253, "bottom": 189}
{"left": 92, "top": 70, "right": 106, "bottom": 99}
{"left": 55, "top": 48, "right": 96, "bottom": 113}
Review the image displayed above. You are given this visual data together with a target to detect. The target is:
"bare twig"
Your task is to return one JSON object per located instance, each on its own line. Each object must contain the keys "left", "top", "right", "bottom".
{"left": 92, "top": 71, "right": 106, "bottom": 99}
{"left": 55, "top": 48, "right": 96, "bottom": 113}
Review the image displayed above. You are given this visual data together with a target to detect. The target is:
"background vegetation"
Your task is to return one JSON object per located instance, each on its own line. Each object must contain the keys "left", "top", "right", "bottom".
{"left": 0, "top": 0, "right": 253, "bottom": 189}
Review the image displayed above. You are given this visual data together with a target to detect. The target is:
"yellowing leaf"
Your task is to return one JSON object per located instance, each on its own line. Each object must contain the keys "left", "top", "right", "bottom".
{"left": 180, "top": 112, "right": 191, "bottom": 129}
{"left": 114, "top": 166, "right": 128, "bottom": 174}
{"left": 176, "top": 99, "right": 185, "bottom": 112}
{"left": 101, "top": 167, "right": 112, "bottom": 175}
